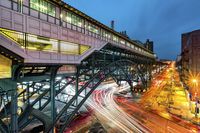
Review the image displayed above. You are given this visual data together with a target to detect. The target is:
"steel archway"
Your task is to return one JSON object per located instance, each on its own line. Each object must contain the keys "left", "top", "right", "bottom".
{"left": 52, "top": 59, "right": 146, "bottom": 133}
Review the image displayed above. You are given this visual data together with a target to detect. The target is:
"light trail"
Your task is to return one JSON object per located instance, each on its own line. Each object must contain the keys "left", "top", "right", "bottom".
{"left": 86, "top": 84, "right": 149, "bottom": 133}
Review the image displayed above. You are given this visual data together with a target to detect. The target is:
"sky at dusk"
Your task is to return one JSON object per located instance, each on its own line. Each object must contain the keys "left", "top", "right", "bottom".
{"left": 64, "top": 0, "right": 200, "bottom": 60}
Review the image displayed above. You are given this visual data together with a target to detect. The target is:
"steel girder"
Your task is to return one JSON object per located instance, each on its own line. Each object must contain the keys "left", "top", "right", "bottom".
{"left": 0, "top": 43, "right": 156, "bottom": 133}
{"left": 49, "top": 59, "right": 146, "bottom": 133}
{"left": 0, "top": 65, "right": 62, "bottom": 133}
{"left": 0, "top": 65, "right": 21, "bottom": 133}
{"left": 0, "top": 87, "right": 12, "bottom": 133}
{"left": 17, "top": 67, "right": 93, "bottom": 132}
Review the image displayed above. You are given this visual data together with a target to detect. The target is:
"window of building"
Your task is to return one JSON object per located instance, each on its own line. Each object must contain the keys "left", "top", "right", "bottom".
{"left": 40, "top": 0, "right": 47, "bottom": 14}
{"left": 65, "top": 11, "right": 83, "bottom": 28}
{"left": 66, "top": 12, "right": 72, "bottom": 23}
{"left": 107, "top": 33, "right": 111, "bottom": 39}
{"left": 0, "top": 28, "right": 91, "bottom": 55}
{"left": 120, "top": 39, "right": 125, "bottom": 45}
{"left": 86, "top": 23, "right": 99, "bottom": 34}
{"left": 102, "top": 30, "right": 111, "bottom": 38}
{"left": 126, "top": 42, "right": 131, "bottom": 47}
{"left": 113, "top": 35, "right": 118, "bottom": 42}
{"left": 30, "top": 0, "right": 40, "bottom": 11}
{"left": 48, "top": 2, "right": 56, "bottom": 17}
{"left": 30, "top": 0, "right": 55, "bottom": 17}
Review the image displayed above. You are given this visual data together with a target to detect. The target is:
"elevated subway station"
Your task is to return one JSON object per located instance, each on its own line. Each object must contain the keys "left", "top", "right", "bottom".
{"left": 0, "top": 0, "right": 160, "bottom": 132}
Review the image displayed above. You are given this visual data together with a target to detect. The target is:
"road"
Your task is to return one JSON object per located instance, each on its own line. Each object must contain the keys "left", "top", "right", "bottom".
{"left": 83, "top": 62, "right": 200, "bottom": 133}
{"left": 139, "top": 62, "right": 200, "bottom": 132}
{"left": 116, "top": 95, "right": 198, "bottom": 133}
{"left": 86, "top": 83, "right": 148, "bottom": 133}
{"left": 20, "top": 62, "right": 200, "bottom": 132}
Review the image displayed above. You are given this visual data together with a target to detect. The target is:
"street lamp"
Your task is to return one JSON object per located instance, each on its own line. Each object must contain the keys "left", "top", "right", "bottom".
{"left": 191, "top": 78, "right": 199, "bottom": 118}
{"left": 192, "top": 79, "right": 198, "bottom": 85}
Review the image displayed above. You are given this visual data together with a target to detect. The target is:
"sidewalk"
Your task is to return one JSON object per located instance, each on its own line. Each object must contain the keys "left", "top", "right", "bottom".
{"left": 140, "top": 62, "right": 200, "bottom": 128}
{"left": 168, "top": 67, "right": 200, "bottom": 125}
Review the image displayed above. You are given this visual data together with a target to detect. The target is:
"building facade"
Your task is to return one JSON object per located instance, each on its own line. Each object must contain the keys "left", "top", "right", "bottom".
{"left": 181, "top": 29, "right": 200, "bottom": 99}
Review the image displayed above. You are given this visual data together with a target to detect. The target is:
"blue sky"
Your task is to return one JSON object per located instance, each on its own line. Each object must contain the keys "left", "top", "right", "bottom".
{"left": 64, "top": 0, "right": 200, "bottom": 60}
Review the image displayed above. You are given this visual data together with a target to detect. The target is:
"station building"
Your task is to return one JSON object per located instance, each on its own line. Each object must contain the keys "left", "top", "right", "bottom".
{"left": 0, "top": 0, "right": 154, "bottom": 79}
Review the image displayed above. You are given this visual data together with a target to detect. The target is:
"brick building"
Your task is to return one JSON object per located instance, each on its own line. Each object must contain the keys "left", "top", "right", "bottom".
{"left": 181, "top": 29, "right": 200, "bottom": 99}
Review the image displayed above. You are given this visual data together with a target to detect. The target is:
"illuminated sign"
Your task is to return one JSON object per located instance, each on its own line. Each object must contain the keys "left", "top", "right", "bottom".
{"left": 0, "top": 55, "right": 12, "bottom": 79}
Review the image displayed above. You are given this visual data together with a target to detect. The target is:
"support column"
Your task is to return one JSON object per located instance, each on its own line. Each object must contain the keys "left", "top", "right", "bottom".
{"left": 103, "top": 52, "right": 106, "bottom": 67}
{"left": 11, "top": 83, "right": 18, "bottom": 133}
{"left": 26, "top": 83, "right": 30, "bottom": 105}
{"left": 145, "top": 65, "right": 148, "bottom": 89}
{"left": 146, "top": 64, "right": 152, "bottom": 90}
{"left": 75, "top": 66, "right": 79, "bottom": 105}
{"left": 11, "top": 65, "right": 21, "bottom": 133}
{"left": 92, "top": 54, "right": 95, "bottom": 87}
{"left": 112, "top": 52, "right": 115, "bottom": 62}
{"left": 119, "top": 53, "right": 122, "bottom": 86}
{"left": 50, "top": 67, "right": 59, "bottom": 133}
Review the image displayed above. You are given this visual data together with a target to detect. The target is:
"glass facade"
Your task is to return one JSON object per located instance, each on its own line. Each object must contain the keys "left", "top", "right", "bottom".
{"left": 30, "top": 0, "right": 39, "bottom": 11}
{"left": 84, "top": 21, "right": 99, "bottom": 34}
{"left": 120, "top": 39, "right": 125, "bottom": 45}
{"left": 0, "top": 28, "right": 24, "bottom": 47}
{"left": 26, "top": 35, "right": 58, "bottom": 52}
{"left": 102, "top": 30, "right": 107, "bottom": 38}
{"left": 87, "top": 23, "right": 99, "bottom": 34}
{"left": 113, "top": 35, "right": 118, "bottom": 42}
{"left": 65, "top": 12, "right": 83, "bottom": 28}
{"left": 80, "top": 45, "right": 91, "bottom": 54}
{"left": 30, "top": 0, "right": 55, "bottom": 17}
{"left": 0, "top": 28, "right": 91, "bottom": 55}
{"left": 60, "top": 41, "right": 79, "bottom": 54}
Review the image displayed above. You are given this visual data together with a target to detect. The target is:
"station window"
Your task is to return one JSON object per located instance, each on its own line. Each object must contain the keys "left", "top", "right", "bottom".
{"left": 127, "top": 42, "right": 131, "bottom": 47}
{"left": 30, "top": 0, "right": 40, "bottom": 11}
{"left": 30, "top": 0, "right": 55, "bottom": 17}
{"left": 102, "top": 30, "right": 109, "bottom": 38}
{"left": 86, "top": 23, "right": 99, "bottom": 34}
{"left": 48, "top": 3, "right": 55, "bottom": 17}
{"left": 66, "top": 12, "right": 72, "bottom": 23}
{"left": 107, "top": 33, "right": 111, "bottom": 39}
{"left": 113, "top": 35, "right": 118, "bottom": 42}
{"left": 120, "top": 39, "right": 125, "bottom": 45}
{"left": 0, "top": 28, "right": 91, "bottom": 55}
{"left": 40, "top": 0, "right": 47, "bottom": 14}
{"left": 66, "top": 12, "right": 83, "bottom": 28}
